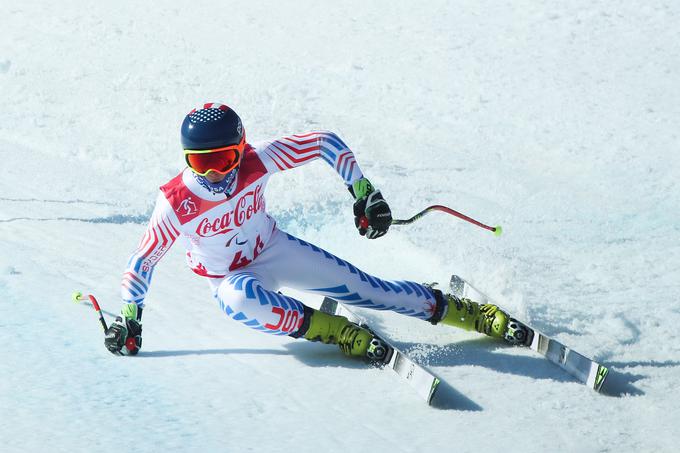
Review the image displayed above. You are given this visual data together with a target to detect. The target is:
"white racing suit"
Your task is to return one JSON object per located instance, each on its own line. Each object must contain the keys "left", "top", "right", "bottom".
{"left": 121, "top": 131, "right": 437, "bottom": 336}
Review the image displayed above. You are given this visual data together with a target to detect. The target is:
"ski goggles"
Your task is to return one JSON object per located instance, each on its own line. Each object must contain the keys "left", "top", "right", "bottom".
{"left": 184, "top": 142, "right": 244, "bottom": 176}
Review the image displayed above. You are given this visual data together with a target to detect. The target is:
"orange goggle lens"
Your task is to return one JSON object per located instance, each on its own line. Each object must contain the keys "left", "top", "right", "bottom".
{"left": 184, "top": 146, "right": 242, "bottom": 176}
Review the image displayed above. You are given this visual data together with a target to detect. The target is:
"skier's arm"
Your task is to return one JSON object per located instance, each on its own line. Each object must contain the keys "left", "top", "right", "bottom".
{"left": 259, "top": 130, "right": 392, "bottom": 239}
{"left": 121, "top": 193, "right": 180, "bottom": 308}
{"left": 106, "top": 194, "right": 180, "bottom": 356}
{"left": 258, "top": 130, "right": 364, "bottom": 186}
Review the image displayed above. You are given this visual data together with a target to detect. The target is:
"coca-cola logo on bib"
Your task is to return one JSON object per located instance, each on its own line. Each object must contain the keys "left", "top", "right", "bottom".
{"left": 196, "top": 185, "right": 265, "bottom": 237}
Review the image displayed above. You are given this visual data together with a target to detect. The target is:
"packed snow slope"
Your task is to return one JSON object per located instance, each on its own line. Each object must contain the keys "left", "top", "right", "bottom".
{"left": 1, "top": 1, "right": 679, "bottom": 452}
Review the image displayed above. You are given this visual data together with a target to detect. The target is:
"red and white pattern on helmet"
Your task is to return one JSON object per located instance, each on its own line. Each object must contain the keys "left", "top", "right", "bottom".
{"left": 188, "top": 103, "right": 229, "bottom": 115}
{"left": 187, "top": 103, "right": 231, "bottom": 124}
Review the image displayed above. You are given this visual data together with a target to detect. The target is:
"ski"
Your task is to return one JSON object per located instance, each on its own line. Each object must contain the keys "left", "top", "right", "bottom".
{"left": 320, "top": 297, "right": 442, "bottom": 405}
{"left": 449, "top": 275, "right": 609, "bottom": 392}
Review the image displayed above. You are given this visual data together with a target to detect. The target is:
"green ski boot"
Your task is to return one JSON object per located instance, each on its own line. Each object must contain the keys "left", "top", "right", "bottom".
{"left": 301, "top": 309, "right": 388, "bottom": 361}
{"left": 432, "top": 290, "right": 511, "bottom": 340}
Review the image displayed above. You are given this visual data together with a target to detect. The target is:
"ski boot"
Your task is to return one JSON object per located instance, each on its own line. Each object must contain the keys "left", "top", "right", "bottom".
{"left": 297, "top": 308, "right": 389, "bottom": 362}
{"left": 430, "top": 290, "right": 531, "bottom": 345}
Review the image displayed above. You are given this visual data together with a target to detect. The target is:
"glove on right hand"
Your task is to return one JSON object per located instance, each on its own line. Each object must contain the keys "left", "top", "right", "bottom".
{"left": 104, "top": 303, "right": 142, "bottom": 356}
{"left": 350, "top": 178, "right": 393, "bottom": 239}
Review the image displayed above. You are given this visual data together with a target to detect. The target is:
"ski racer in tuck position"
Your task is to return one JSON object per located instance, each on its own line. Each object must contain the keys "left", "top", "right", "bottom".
{"left": 105, "top": 103, "right": 523, "bottom": 359}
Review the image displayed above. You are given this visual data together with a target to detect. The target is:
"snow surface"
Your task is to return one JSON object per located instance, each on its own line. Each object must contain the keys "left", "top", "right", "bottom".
{"left": 1, "top": 1, "right": 679, "bottom": 452}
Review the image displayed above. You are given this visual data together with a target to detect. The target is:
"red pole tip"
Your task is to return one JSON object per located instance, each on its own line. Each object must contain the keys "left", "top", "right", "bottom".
{"left": 88, "top": 295, "right": 102, "bottom": 312}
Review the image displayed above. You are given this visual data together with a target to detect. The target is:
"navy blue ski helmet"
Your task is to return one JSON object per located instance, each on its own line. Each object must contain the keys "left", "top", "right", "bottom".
{"left": 181, "top": 103, "right": 245, "bottom": 150}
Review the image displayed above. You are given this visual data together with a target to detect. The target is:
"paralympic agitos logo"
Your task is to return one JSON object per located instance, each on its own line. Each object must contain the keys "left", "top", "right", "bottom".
{"left": 196, "top": 185, "right": 265, "bottom": 237}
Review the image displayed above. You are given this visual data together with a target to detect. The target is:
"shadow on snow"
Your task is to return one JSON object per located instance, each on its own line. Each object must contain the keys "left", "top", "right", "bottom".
{"left": 137, "top": 335, "right": 647, "bottom": 403}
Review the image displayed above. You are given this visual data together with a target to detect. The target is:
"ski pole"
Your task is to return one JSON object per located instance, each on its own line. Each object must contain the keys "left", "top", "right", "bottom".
{"left": 72, "top": 291, "right": 109, "bottom": 331}
{"left": 360, "top": 205, "right": 502, "bottom": 236}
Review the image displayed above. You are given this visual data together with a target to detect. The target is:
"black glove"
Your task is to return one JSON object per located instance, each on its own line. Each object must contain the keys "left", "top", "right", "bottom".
{"left": 350, "top": 178, "right": 392, "bottom": 239}
{"left": 105, "top": 303, "right": 143, "bottom": 356}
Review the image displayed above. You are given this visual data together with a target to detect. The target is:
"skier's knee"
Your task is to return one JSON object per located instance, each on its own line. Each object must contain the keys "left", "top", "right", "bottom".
{"left": 217, "top": 282, "right": 251, "bottom": 319}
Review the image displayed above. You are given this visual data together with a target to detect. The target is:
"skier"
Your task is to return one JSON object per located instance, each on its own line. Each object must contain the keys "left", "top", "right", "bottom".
{"left": 105, "top": 103, "right": 522, "bottom": 359}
